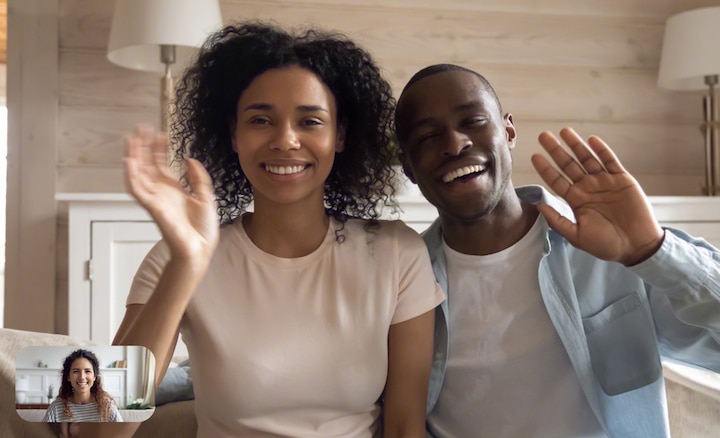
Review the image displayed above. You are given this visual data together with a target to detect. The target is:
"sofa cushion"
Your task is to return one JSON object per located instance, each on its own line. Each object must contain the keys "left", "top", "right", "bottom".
{"left": 156, "top": 365, "right": 194, "bottom": 406}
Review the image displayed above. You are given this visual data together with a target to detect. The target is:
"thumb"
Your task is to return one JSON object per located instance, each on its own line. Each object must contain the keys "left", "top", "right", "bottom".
{"left": 185, "top": 159, "right": 215, "bottom": 205}
{"left": 537, "top": 203, "right": 579, "bottom": 246}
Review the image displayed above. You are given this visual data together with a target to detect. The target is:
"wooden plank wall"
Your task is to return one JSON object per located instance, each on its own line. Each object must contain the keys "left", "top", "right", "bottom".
{"left": 48, "top": 0, "right": 719, "bottom": 332}
{"left": 58, "top": 0, "right": 720, "bottom": 196}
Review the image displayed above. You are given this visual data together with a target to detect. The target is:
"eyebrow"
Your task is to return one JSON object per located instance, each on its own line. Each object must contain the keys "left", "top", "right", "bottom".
{"left": 242, "top": 103, "right": 329, "bottom": 113}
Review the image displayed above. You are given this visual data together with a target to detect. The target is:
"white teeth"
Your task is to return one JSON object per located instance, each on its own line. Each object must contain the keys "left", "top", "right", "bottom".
{"left": 265, "top": 164, "right": 306, "bottom": 175}
{"left": 442, "top": 164, "right": 487, "bottom": 183}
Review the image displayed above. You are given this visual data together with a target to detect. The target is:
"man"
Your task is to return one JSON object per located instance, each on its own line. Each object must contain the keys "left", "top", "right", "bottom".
{"left": 394, "top": 64, "right": 720, "bottom": 437}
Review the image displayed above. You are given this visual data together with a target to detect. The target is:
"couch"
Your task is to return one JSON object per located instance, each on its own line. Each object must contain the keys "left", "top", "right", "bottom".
{"left": 3, "top": 328, "right": 720, "bottom": 437}
{"left": 1, "top": 328, "right": 196, "bottom": 438}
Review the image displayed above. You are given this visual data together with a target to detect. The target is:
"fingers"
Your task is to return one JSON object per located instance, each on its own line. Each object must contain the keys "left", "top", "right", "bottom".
{"left": 586, "top": 134, "right": 626, "bottom": 174}
{"left": 124, "top": 124, "right": 175, "bottom": 202}
{"left": 558, "top": 128, "right": 606, "bottom": 175}
{"left": 537, "top": 131, "right": 586, "bottom": 183}
{"left": 531, "top": 153, "right": 572, "bottom": 198}
{"left": 185, "top": 158, "right": 215, "bottom": 205}
{"left": 536, "top": 127, "right": 625, "bottom": 182}
{"left": 150, "top": 132, "right": 175, "bottom": 181}
{"left": 124, "top": 135, "right": 152, "bottom": 202}
{"left": 125, "top": 134, "right": 160, "bottom": 203}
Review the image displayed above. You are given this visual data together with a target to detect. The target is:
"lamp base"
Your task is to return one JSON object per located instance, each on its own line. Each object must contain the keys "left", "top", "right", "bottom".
{"left": 702, "top": 75, "right": 719, "bottom": 196}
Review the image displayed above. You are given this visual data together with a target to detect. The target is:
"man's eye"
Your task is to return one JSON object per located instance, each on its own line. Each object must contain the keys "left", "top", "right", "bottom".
{"left": 464, "top": 117, "right": 486, "bottom": 126}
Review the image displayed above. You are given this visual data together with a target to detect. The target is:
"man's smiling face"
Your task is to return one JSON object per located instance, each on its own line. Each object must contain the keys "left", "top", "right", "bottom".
{"left": 397, "top": 70, "right": 517, "bottom": 224}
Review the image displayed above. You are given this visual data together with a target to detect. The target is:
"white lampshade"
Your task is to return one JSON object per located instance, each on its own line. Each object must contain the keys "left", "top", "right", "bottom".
{"left": 658, "top": 7, "right": 720, "bottom": 90}
{"left": 107, "top": 0, "right": 223, "bottom": 75}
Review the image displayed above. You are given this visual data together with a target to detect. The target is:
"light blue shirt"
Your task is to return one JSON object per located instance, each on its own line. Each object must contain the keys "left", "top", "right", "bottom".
{"left": 424, "top": 185, "right": 720, "bottom": 438}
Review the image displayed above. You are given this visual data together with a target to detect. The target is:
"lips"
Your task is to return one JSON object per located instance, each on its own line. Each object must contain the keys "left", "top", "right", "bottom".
{"left": 441, "top": 164, "right": 487, "bottom": 183}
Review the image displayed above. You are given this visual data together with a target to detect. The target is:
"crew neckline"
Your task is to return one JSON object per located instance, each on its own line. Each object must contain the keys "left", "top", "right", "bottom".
{"left": 442, "top": 215, "right": 545, "bottom": 265}
{"left": 228, "top": 214, "right": 338, "bottom": 267}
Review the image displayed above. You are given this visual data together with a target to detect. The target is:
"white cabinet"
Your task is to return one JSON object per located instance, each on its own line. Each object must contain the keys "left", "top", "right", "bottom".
{"left": 60, "top": 194, "right": 159, "bottom": 345}
{"left": 90, "top": 221, "right": 162, "bottom": 344}
{"left": 15, "top": 368, "right": 62, "bottom": 404}
{"left": 651, "top": 197, "right": 720, "bottom": 247}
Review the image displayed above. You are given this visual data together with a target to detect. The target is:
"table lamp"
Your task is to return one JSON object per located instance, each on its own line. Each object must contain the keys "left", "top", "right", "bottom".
{"left": 658, "top": 7, "right": 720, "bottom": 196}
{"left": 107, "top": 0, "right": 223, "bottom": 133}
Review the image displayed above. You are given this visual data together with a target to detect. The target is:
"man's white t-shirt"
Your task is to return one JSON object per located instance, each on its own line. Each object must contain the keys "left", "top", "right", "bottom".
{"left": 128, "top": 217, "right": 445, "bottom": 438}
{"left": 427, "top": 217, "right": 606, "bottom": 438}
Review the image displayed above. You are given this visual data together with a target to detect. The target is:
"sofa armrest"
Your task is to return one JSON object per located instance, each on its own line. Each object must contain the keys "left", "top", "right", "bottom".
{"left": 1, "top": 329, "right": 96, "bottom": 438}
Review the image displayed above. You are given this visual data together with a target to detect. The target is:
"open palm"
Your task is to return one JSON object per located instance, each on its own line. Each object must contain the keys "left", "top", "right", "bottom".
{"left": 124, "top": 125, "right": 219, "bottom": 261}
{"left": 531, "top": 127, "right": 664, "bottom": 266}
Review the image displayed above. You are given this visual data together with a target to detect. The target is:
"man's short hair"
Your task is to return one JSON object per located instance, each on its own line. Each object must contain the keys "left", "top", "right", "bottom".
{"left": 395, "top": 64, "right": 503, "bottom": 145}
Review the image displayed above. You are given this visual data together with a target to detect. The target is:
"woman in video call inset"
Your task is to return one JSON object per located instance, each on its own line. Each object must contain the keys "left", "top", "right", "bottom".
{"left": 42, "top": 349, "right": 123, "bottom": 428}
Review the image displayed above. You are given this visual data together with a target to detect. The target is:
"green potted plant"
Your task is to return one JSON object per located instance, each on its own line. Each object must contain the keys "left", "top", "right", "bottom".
{"left": 125, "top": 397, "right": 153, "bottom": 410}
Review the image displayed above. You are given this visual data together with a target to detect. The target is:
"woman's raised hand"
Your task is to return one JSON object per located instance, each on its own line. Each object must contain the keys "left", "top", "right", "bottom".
{"left": 124, "top": 125, "right": 219, "bottom": 262}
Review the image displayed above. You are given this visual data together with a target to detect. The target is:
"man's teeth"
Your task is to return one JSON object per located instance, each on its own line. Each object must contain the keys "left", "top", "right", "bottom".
{"left": 442, "top": 165, "right": 486, "bottom": 183}
{"left": 265, "top": 164, "right": 305, "bottom": 175}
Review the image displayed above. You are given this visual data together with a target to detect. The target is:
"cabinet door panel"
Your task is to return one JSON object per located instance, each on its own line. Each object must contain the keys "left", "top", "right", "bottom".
{"left": 91, "top": 222, "right": 161, "bottom": 344}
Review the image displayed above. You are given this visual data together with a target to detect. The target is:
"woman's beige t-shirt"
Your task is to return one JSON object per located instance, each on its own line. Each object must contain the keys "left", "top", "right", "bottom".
{"left": 127, "top": 218, "right": 445, "bottom": 437}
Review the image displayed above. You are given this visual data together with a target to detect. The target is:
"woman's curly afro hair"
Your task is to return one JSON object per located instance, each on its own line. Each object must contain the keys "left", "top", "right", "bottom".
{"left": 171, "top": 21, "right": 398, "bottom": 225}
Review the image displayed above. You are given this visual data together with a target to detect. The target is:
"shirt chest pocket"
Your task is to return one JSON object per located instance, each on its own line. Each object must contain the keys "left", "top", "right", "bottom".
{"left": 582, "top": 291, "right": 662, "bottom": 396}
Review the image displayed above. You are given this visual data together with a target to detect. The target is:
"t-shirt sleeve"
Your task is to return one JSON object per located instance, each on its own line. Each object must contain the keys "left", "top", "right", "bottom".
{"left": 391, "top": 221, "right": 446, "bottom": 324}
{"left": 126, "top": 240, "right": 172, "bottom": 306}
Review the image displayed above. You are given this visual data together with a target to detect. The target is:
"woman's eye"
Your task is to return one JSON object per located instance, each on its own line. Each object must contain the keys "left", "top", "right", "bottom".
{"left": 417, "top": 133, "right": 437, "bottom": 144}
{"left": 249, "top": 117, "right": 270, "bottom": 125}
{"left": 303, "top": 118, "right": 322, "bottom": 127}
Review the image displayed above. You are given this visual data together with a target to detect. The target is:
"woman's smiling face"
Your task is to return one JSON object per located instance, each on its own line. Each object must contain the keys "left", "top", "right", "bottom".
{"left": 232, "top": 65, "right": 344, "bottom": 207}
{"left": 68, "top": 357, "right": 96, "bottom": 395}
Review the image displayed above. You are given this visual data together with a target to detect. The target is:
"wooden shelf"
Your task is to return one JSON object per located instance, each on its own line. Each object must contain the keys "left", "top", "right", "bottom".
{"left": 16, "top": 403, "right": 49, "bottom": 410}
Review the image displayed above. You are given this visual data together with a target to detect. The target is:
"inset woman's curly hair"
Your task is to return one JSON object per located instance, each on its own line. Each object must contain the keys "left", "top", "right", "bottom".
{"left": 57, "top": 349, "right": 115, "bottom": 421}
{"left": 171, "top": 21, "right": 398, "bottom": 226}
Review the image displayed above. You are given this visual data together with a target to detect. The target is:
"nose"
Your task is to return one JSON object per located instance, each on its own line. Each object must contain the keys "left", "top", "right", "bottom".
{"left": 270, "top": 122, "right": 301, "bottom": 151}
{"left": 441, "top": 130, "right": 472, "bottom": 156}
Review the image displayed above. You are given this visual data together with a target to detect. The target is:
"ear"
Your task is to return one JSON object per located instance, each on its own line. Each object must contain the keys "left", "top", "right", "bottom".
{"left": 399, "top": 148, "right": 417, "bottom": 184}
{"left": 504, "top": 113, "right": 517, "bottom": 150}
{"left": 335, "top": 124, "right": 346, "bottom": 153}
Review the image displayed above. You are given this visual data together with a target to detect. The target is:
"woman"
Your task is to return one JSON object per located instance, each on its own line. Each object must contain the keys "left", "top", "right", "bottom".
{"left": 42, "top": 349, "right": 123, "bottom": 428}
{"left": 115, "top": 21, "right": 444, "bottom": 437}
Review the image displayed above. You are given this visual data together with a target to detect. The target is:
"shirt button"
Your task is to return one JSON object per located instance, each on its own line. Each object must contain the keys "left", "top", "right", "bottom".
{"left": 435, "top": 353, "right": 444, "bottom": 360}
